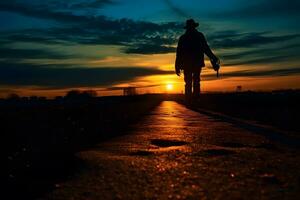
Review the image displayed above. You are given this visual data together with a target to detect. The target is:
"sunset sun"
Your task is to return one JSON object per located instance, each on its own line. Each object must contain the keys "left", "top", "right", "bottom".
{"left": 166, "top": 83, "right": 173, "bottom": 91}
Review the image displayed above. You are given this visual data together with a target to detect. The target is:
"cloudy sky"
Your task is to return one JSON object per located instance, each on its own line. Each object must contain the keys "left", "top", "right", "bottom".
{"left": 0, "top": 0, "right": 299, "bottom": 97}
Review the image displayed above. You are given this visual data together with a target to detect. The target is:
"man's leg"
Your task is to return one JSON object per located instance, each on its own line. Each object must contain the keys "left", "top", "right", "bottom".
{"left": 184, "top": 71, "right": 192, "bottom": 103}
{"left": 192, "top": 69, "right": 201, "bottom": 98}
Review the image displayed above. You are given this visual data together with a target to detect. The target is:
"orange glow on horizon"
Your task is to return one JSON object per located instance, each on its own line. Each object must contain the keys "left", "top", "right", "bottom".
{"left": 1, "top": 74, "right": 299, "bottom": 98}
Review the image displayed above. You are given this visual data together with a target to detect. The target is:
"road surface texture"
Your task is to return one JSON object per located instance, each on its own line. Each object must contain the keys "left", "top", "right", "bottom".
{"left": 42, "top": 101, "right": 299, "bottom": 200}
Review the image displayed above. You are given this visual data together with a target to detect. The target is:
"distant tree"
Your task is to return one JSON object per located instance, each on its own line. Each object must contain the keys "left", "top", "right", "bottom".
{"left": 82, "top": 90, "right": 97, "bottom": 97}
{"left": 236, "top": 85, "right": 242, "bottom": 92}
{"left": 65, "top": 90, "right": 81, "bottom": 98}
{"left": 65, "top": 90, "right": 97, "bottom": 99}
{"left": 7, "top": 93, "right": 20, "bottom": 100}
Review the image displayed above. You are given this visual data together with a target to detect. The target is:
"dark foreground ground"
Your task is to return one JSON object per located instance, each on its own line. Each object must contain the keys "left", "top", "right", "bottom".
{"left": 4, "top": 90, "right": 300, "bottom": 199}
{"left": 5, "top": 95, "right": 163, "bottom": 199}
{"left": 42, "top": 101, "right": 300, "bottom": 200}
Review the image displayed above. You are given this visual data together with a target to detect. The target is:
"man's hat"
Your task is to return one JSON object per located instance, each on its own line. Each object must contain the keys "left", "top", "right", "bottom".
{"left": 184, "top": 19, "right": 199, "bottom": 29}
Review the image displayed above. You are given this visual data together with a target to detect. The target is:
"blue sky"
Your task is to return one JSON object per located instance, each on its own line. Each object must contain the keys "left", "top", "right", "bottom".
{"left": 0, "top": 0, "right": 299, "bottom": 96}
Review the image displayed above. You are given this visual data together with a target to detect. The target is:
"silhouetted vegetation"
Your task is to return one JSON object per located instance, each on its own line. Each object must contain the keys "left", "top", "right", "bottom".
{"left": 65, "top": 89, "right": 97, "bottom": 99}
{"left": 5, "top": 93, "right": 163, "bottom": 199}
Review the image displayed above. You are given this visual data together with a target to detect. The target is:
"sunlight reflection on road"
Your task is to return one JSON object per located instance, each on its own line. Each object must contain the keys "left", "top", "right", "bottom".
{"left": 96, "top": 101, "right": 207, "bottom": 155}
{"left": 115, "top": 101, "right": 214, "bottom": 155}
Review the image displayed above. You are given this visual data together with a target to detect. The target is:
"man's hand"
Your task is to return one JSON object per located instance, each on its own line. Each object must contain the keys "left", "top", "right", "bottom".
{"left": 176, "top": 68, "right": 181, "bottom": 76}
{"left": 212, "top": 57, "right": 220, "bottom": 65}
{"left": 210, "top": 57, "right": 220, "bottom": 78}
{"left": 211, "top": 57, "right": 220, "bottom": 71}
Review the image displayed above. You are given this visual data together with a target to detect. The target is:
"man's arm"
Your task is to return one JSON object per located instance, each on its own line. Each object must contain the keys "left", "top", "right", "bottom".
{"left": 201, "top": 33, "right": 219, "bottom": 62}
{"left": 175, "top": 36, "right": 183, "bottom": 76}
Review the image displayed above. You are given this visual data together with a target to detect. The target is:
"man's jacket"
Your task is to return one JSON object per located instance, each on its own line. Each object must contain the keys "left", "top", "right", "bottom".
{"left": 175, "top": 29, "right": 217, "bottom": 71}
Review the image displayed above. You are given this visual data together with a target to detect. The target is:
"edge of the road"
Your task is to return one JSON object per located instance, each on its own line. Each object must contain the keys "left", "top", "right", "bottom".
{"left": 176, "top": 102, "right": 300, "bottom": 148}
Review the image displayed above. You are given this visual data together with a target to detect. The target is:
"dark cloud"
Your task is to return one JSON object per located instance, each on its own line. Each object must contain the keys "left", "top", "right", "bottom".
{"left": 0, "top": 47, "right": 74, "bottom": 59}
{"left": 0, "top": 62, "right": 173, "bottom": 88}
{"left": 202, "top": 67, "right": 300, "bottom": 80}
{"left": 0, "top": 1, "right": 182, "bottom": 54}
{"left": 221, "top": 43, "right": 300, "bottom": 66}
{"left": 1, "top": 25, "right": 180, "bottom": 55}
{"left": 124, "top": 34, "right": 177, "bottom": 54}
{"left": 208, "top": 30, "right": 246, "bottom": 40}
{"left": 0, "top": 24, "right": 180, "bottom": 55}
{"left": 207, "top": 30, "right": 300, "bottom": 66}
{"left": 0, "top": 3, "right": 87, "bottom": 23}
{"left": 1, "top": 0, "right": 299, "bottom": 59}
{"left": 125, "top": 44, "right": 176, "bottom": 54}
{"left": 226, "top": 68, "right": 300, "bottom": 77}
{"left": 101, "top": 84, "right": 162, "bottom": 91}
{"left": 210, "top": 31, "right": 300, "bottom": 49}
{"left": 0, "top": 2, "right": 181, "bottom": 31}
{"left": 2, "top": 33, "right": 64, "bottom": 45}
{"left": 3, "top": 25, "right": 299, "bottom": 57}
{"left": 224, "top": 55, "right": 298, "bottom": 66}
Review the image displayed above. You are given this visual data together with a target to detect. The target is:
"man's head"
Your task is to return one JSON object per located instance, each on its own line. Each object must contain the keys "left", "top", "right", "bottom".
{"left": 184, "top": 19, "right": 199, "bottom": 30}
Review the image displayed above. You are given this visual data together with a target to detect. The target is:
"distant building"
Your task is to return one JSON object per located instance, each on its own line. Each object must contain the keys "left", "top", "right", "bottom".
{"left": 123, "top": 87, "right": 137, "bottom": 96}
{"left": 236, "top": 85, "right": 242, "bottom": 92}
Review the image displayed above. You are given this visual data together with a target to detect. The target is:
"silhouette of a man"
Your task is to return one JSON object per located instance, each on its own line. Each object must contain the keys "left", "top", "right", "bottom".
{"left": 175, "top": 19, "right": 219, "bottom": 103}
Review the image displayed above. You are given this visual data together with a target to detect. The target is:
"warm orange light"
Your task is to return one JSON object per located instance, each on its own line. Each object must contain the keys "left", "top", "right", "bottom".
{"left": 166, "top": 83, "right": 173, "bottom": 91}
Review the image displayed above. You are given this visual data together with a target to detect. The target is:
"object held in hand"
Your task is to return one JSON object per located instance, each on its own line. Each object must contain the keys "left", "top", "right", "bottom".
{"left": 210, "top": 58, "right": 220, "bottom": 78}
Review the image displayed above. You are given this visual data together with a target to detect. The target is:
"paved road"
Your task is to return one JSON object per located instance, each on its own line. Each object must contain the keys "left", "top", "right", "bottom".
{"left": 43, "top": 101, "right": 299, "bottom": 200}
